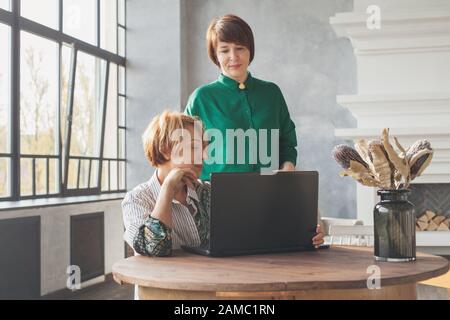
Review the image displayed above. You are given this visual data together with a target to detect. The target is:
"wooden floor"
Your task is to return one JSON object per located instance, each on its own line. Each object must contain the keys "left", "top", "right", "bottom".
{"left": 69, "top": 282, "right": 134, "bottom": 300}
{"left": 44, "top": 280, "right": 134, "bottom": 300}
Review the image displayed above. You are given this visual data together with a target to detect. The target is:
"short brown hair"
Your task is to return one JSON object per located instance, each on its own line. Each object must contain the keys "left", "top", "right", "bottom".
{"left": 206, "top": 14, "right": 255, "bottom": 67}
{"left": 142, "top": 110, "right": 200, "bottom": 167}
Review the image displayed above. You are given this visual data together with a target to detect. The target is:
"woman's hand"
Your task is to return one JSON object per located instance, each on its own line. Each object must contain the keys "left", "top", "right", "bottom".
{"left": 163, "top": 168, "right": 199, "bottom": 194}
{"left": 312, "top": 224, "right": 325, "bottom": 248}
{"left": 151, "top": 168, "right": 197, "bottom": 229}
{"left": 280, "top": 161, "right": 295, "bottom": 171}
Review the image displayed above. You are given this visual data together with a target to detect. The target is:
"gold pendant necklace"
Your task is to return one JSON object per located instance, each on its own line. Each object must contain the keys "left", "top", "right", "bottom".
{"left": 239, "top": 83, "right": 246, "bottom": 90}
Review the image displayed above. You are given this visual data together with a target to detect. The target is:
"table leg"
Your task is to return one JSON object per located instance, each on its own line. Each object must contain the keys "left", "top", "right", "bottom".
{"left": 139, "top": 286, "right": 218, "bottom": 300}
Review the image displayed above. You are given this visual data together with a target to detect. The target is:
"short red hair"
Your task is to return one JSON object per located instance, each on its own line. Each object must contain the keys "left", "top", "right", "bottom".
{"left": 142, "top": 110, "right": 200, "bottom": 167}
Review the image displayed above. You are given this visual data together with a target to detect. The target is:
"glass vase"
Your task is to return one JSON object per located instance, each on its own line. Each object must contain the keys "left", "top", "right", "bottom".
{"left": 374, "top": 189, "right": 416, "bottom": 262}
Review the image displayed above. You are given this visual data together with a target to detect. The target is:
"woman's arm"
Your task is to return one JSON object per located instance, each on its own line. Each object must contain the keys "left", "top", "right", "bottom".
{"left": 276, "top": 87, "right": 298, "bottom": 168}
{"left": 122, "top": 189, "right": 174, "bottom": 257}
{"left": 133, "top": 217, "right": 173, "bottom": 257}
{"left": 184, "top": 88, "right": 200, "bottom": 117}
{"left": 150, "top": 182, "right": 175, "bottom": 228}
{"left": 194, "top": 181, "right": 211, "bottom": 245}
{"left": 128, "top": 168, "right": 199, "bottom": 256}
{"left": 131, "top": 181, "right": 177, "bottom": 257}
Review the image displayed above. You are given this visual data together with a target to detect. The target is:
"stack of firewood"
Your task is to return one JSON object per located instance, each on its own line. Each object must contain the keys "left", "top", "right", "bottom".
{"left": 416, "top": 211, "right": 450, "bottom": 231}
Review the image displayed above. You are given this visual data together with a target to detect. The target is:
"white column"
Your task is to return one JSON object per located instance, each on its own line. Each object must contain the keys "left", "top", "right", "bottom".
{"left": 330, "top": 0, "right": 450, "bottom": 223}
{"left": 357, "top": 185, "right": 378, "bottom": 225}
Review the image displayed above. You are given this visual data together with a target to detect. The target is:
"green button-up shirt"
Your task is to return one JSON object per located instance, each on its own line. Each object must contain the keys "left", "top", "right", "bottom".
{"left": 185, "top": 72, "right": 297, "bottom": 180}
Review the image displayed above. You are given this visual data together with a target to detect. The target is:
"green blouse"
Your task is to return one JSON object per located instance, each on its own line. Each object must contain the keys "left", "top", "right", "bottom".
{"left": 185, "top": 73, "right": 298, "bottom": 180}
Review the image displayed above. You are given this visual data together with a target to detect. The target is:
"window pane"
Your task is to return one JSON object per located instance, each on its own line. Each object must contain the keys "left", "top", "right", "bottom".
{"left": 20, "top": 158, "right": 32, "bottom": 196}
{"left": 118, "top": 96, "right": 125, "bottom": 127}
{"left": 118, "top": 160, "right": 125, "bottom": 190}
{"left": 103, "top": 64, "right": 117, "bottom": 158}
{"left": 101, "top": 160, "right": 109, "bottom": 191}
{"left": 118, "top": 0, "right": 125, "bottom": 25}
{"left": 63, "top": 0, "right": 97, "bottom": 45}
{"left": 20, "top": 32, "right": 59, "bottom": 156}
{"left": 0, "top": 0, "right": 10, "bottom": 11}
{"left": 21, "top": 0, "right": 59, "bottom": 29}
{"left": 48, "top": 158, "right": 58, "bottom": 194}
{"left": 118, "top": 65, "right": 125, "bottom": 94}
{"left": 110, "top": 160, "right": 117, "bottom": 191}
{"left": 0, "top": 24, "right": 10, "bottom": 154}
{"left": 78, "top": 159, "right": 90, "bottom": 189}
{"left": 0, "top": 157, "right": 10, "bottom": 197}
{"left": 67, "top": 158, "right": 78, "bottom": 189}
{"left": 118, "top": 128, "right": 125, "bottom": 159}
{"left": 70, "top": 51, "right": 106, "bottom": 158}
{"left": 118, "top": 26, "right": 125, "bottom": 57}
{"left": 60, "top": 45, "right": 72, "bottom": 135}
{"left": 90, "top": 159, "right": 98, "bottom": 188}
{"left": 35, "top": 158, "right": 47, "bottom": 195}
{"left": 100, "top": 0, "right": 117, "bottom": 53}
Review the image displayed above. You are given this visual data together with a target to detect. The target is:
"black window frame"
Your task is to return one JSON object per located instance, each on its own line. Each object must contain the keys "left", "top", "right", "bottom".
{"left": 0, "top": 0, "right": 126, "bottom": 201}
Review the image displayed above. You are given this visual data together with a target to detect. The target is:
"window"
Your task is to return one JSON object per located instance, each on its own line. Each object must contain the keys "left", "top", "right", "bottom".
{"left": 63, "top": 0, "right": 97, "bottom": 45}
{"left": 65, "top": 51, "right": 106, "bottom": 193}
{"left": 20, "top": 31, "right": 59, "bottom": 196}
{"left": 100, "top": 0, "right": 117, "bottom": 53}
{"left": 0, "top": 0, "right": 126, "bottom": 201}
{"left": 102, "top": 62, "right": 126, "bottom": 192}
{"left": 0, "top": 0, "right": 10, "bottom": 11}
{"left": 21, "top": 0, "right": 59, "bottom": 29}
{"left": 102, "top": 62, "right": 117, "bottom": 191}
{"left": 0, "top": 23, "right": 10, "bottom": 198}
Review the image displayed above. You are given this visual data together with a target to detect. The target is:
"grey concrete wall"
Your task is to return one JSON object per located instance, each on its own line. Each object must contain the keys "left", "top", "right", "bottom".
{"left": 183, "top": 0, "right": 358, "bottom": 218}
{"left": 127, "top": 0, "right": 358, "bottom": 218}
{"left": 127, "top": 0, "right": 185, "bottom": 187}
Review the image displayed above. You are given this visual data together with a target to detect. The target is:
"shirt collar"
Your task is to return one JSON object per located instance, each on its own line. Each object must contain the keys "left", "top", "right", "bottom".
{"left": 149, "top": 170, "right": 199, "bottom": 205}
{"left": 218, "top": 72, "right": 254, "bottom": 91}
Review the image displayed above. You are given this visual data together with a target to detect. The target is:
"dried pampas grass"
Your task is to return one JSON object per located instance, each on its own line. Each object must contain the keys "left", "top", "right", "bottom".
{"left": 332, "top": 128, "right": 433, "bottom": 189}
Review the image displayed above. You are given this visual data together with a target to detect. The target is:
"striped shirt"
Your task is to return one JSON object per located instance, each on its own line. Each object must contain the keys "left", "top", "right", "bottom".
{"left": 122, "top": 171, "right": 206, "bottom": 251}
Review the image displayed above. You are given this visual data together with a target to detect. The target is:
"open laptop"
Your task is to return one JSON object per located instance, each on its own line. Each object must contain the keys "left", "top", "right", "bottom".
{"left": 182, "top": 171, "right": 319, "bottom": 257}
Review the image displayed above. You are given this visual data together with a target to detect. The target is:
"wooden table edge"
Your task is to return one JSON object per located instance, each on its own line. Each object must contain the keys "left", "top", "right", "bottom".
{"left": 112, "top": 260, "right": 449, "bottom": 292}
{"left": 111, "top": 248, "right": 449, "bottom": 293}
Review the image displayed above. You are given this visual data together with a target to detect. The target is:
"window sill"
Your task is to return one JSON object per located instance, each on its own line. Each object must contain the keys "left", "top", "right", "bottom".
{"left": 0, "top": 193, "right": 126, "bottom": 212}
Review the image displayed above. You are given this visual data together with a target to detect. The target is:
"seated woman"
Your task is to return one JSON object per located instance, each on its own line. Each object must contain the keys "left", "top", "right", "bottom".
{"left": 122, "top": 110, "right": 208, "bottom": 256}
{"left": 122, "top": 110, "right": 324, "bottom": 256}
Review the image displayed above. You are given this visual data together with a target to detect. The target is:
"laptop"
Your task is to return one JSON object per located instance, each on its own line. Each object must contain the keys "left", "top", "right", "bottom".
{"left": 181, "top": 171, "right": 319, "bottom": 257}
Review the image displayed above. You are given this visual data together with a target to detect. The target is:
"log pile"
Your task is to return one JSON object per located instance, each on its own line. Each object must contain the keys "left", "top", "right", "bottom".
{"left": 416, "top": 211, "right": 450, "bottom": 231}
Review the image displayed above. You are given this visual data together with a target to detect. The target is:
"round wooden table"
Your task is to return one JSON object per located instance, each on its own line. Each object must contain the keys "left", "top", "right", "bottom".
{"left": 112, "top": 246, "right": 449, "bottom": 300}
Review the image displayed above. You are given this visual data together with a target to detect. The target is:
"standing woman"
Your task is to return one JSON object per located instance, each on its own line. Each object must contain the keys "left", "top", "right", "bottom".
{"left": 185, "top": 14, "right": 297, "bottom": 180}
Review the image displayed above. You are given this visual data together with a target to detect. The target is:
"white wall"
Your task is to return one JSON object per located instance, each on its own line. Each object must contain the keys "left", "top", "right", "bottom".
{"left": 0, "top": 199, "right": 124, "bottom": 295}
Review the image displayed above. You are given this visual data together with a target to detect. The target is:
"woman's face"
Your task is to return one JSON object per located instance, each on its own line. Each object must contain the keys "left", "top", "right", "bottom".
{"left": 216, "top": 41, "right": 250, "bottom": 82}
{"left": 169, "top": 124, "right": 207, "bottom": 179}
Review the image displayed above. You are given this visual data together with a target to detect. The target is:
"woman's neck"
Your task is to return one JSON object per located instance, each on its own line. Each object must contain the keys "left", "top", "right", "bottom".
{"left": 224, "top": 71, "right": 248, "bottom": 84}
{"left": 156, "top": 167, "right": 170, "bottom": 184}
